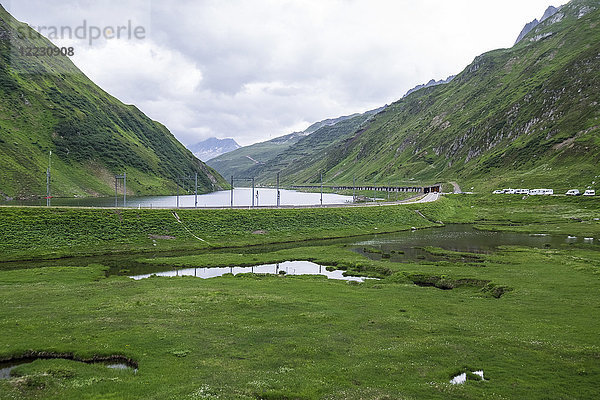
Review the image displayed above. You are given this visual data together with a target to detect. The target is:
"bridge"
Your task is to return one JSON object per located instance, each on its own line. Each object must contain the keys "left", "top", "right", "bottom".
{"left": 290, "top": 184, "right": 441, "bottom": 194}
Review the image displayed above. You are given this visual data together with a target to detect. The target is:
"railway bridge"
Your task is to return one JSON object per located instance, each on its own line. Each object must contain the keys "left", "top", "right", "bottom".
{"left": 290, "top": 184, "right": 441, "bottom": 194}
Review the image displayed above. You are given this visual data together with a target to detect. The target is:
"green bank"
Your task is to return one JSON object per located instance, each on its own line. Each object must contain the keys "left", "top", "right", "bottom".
{"left": 3, "top": 193, "right": 600, "bottom": 262}
{"left": 0, "top": 197, "right": 465, "bottom": 262}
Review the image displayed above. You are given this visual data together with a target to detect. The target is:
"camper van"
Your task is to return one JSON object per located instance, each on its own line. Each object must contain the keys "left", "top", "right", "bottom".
{"left": 566, "top": 189, "right": 580, "bottom": 196}
{"left": 530, "top": 189, "right": 554, "bottom": 196}
{"left": 515, "top": 189, "right": 530, "bottom": 195}
{"left": 583, "top": 190, "right": 595, "bottom": 197}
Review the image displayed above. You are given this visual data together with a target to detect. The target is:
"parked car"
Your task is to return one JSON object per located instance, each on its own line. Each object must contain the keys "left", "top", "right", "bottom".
{"left": 583, "top": 190, "right": 595, "bottom": 196}
{"left": 493, "top": 190, "right": 504, "bottom": 194}
{"left": 566, "top": 189, "right": 581, "bottom": 196}
{"left": 530, "top": 189, "right": 554, "bottom": 196}
{"left": 515, "top": 189, "right": 530, "bottom": 195}
{"left": 504, "top": 189, "right": 516, "bottom": 194}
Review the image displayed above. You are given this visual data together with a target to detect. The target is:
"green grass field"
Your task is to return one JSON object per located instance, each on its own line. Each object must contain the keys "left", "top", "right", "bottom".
{"left": 1, "top": 195, "right": 599, "bottom": 399}
{"left": 0, "top": 196, "right": 468, "bottom": 262}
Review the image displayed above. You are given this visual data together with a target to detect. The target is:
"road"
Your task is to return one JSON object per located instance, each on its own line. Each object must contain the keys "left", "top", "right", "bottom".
{"left": 405, "top": 191, "right": 440, "bottom": 204}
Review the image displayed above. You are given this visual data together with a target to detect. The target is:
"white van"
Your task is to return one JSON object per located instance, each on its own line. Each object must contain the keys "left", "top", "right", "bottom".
{"left": 515, "top": 189, "right": 530, "bottom": 195}
{"left": 493, "top": 189, "right": 504, "bottom": 194}
{"left": 566, "top": 189, "right": 580, "bottom": 196}
{"left": 504, "top": 189, "right": 516, "bottom": 194}
{"left": 583, "top": 190, "right": 595, "bottom": 197}
{"left": 530, "top": 189, "right": 553, "bottom": 196}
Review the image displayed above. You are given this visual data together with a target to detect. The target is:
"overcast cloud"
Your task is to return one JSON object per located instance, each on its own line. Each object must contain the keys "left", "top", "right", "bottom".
{"left": 6, "top": 0, "right": 568, "bottom": 147}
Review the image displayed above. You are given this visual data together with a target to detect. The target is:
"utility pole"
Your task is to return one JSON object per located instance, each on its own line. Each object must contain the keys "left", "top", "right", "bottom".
{"left": 373, "top": 179, "right": 376, "bottom": 203}
{"left": 194, "top": 173, "right": 198, "bottom": 208}
{"left": 46, "top": 151, "right": 52, "bottom": 207}
{"left": 123, "top": 172, "right": 126, "bottom": 208}
{"left": 230, "top": 175, "right": 234, "bottom": 208}
{"left": 320, "top": 171, "right": 323, "bottom": 206}
{"left": 115, "top": 173, "right": 126, "bottom": 207}
{"left": 276, "top": 172, "right": 280, "bottom": 208}
{"left": 387, "top": 180, "right": 390, "bottom": 201}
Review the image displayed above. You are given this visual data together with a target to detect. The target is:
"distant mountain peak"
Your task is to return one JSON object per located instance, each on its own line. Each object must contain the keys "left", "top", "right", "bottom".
{"left": 403, "top": 75, "right": 456, "bottom": 98}
{"left": 540, "top": 5, "right": 560, "bottom": 22}
{"left": 515, "top": 19, "right": 540, "bottom": 45}
{"left": 188, "top": 137, "right": 240, "bottom": 161}
{"left": 514, "top": 5, "right": 561, "bottom": 45}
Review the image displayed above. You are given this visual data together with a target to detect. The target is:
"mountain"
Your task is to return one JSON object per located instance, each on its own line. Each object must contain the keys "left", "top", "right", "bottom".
{"left": 515, "top": 19, "right": 541, "bottom": 45}
{"left": 515, "top": 5, "right": 561, "bottom": 44}
{"left": 0, "top": 6, "right": 227, "bottom": 200}
{"left": 238, "top": 110, "right": 383, "bottom": 184}
{"left": 403, "top": 75, "right": 456, "bottom": 98}
{"left": 206, "top": 132, "right": 306, "bottom": 180}
{"left": 269, "top": 0, "right": 600, "bottom": 191}
{"left": 207, "top": 110, "right": 383, "bottom": 180}
{"left": 188, "top": 137, "right": 240, "bottom": 161}
{"left": 541, "top": 5, "right": 561, "bottom": 22}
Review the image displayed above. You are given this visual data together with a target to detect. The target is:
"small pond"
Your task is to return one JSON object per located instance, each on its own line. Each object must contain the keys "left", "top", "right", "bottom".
{"left": 129, "top": 261, "right": 370, "bottom": 282}
{"left": 450, "top": 370, "right": 485, "bottom": 384}
{"left": 0, "top": 357, "right": 136, "bottom": 380}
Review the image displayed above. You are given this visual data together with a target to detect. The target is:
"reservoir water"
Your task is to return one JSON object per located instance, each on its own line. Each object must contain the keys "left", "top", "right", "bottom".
{"left": 2, "top": 188, "right": 353, "bottom": 208}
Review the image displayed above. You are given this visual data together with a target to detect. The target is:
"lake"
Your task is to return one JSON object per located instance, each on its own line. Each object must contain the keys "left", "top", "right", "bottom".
{"left": 2, "top": 188, "right": 353, "bottom": 208}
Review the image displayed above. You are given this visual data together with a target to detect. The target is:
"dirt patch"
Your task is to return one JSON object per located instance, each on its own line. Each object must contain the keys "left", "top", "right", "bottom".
{"left": 553, "top": 125, "right": 598, "bottom": 151}
{"left": 252, "top": 230, "right": 268, "bottom": 235}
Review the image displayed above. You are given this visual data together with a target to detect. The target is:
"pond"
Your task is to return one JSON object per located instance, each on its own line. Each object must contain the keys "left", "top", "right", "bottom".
{"left": 0, "top": 357, "right": 137, "bottom": 380}
{"left": 2, "top": 188, "right": 353, "bottom": 208}
{"left": 353, "top": 224, "right": 596, "bottom": 262}
{"left": 0, "top": 225, "right": 596, "bottom": 276}
{"left": 129, "top": 261, "right": 370, "bottom": 282}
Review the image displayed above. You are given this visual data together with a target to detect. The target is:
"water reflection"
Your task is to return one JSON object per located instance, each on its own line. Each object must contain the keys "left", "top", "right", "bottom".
{"left": 129, "top": 260, "right": 369, "bottom": 282}
{"left": 353, "top": 225, "right": 597, "bottom": 262}
{"left": 2, "top": 188, "right": 352, "bottom": 208}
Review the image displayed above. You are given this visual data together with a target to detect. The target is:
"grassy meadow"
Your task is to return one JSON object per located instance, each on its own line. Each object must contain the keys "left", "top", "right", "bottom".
{"left": 0, "top": 194, "right": 599, "bottom": 399}
{"left": 0, "top": 197, "right": 468, "bottom": 262}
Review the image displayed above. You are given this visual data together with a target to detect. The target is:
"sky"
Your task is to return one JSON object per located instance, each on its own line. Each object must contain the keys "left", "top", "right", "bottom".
{"left": 5, "top": 0, "right": 568, "bottom": 147}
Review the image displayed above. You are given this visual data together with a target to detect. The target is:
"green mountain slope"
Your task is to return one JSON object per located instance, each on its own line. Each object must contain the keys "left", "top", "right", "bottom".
{"left": 207, "top": 109, "right": 382, "bottom": 183}
{"left": 207, "top": 132, "right": 305, "bottom": 180}
{"left": 0, "top": 6, "right": 227, "bottom": 200}
{"left": 262, "top": 0, "right": 600, "bottom": 191}
{"left": 247, "top": 111, "right": 380, "bottom": 184}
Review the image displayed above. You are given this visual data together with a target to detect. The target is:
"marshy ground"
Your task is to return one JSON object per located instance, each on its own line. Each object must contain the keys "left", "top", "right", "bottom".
{"left": 0, "top": 195, "right": 599, "bottom": 399}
